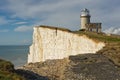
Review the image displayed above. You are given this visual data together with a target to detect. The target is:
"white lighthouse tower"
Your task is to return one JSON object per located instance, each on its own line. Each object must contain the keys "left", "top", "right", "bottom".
{"left": 80, "top": 8, "right": 91, "bottom": 29}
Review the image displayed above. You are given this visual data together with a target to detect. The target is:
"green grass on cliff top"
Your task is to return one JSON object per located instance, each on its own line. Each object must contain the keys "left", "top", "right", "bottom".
{"left": 73, "top": 31, "right": 120, "bottom": 43}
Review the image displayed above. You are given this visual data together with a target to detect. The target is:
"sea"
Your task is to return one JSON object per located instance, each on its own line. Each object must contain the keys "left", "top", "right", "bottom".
{"left": 0, "top": 45, "right": 29, "bottom": 68}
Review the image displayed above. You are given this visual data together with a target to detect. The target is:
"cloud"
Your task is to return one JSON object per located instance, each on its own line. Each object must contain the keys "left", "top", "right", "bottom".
{"left": 14, "top": 25, "right": 33, "bottom": 32}
{"left": 4, "top": 0, "right": 115, "bottom": 18}
{"left": 36, "top": 11, "right": 80, "bottom": 30}
{"left": 2, "top": 0, "right": 120, "bottom": 31}
{"left": 0, "top": 16, "right": 9, "bottom": 25}
{"left": 3, "top": 0, "right": 101, "bottom": 20}
{"left": 14, "top": 22, "right": 28, "bottom": 25}
{"left": 104, "top": 27, "right": 120, "bottom": 35}
{"left": 0, "top": 29, "right": 9, "bottom": 32}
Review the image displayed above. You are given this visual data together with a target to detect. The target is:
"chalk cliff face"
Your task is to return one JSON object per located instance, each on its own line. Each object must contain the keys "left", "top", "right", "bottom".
{"left": 28, "top": 26, "right": 105, "bottom": 63}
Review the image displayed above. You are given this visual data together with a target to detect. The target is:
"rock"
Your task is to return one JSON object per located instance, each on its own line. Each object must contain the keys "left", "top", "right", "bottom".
{"left": 66, "top": 54, "right": 120, "bottom": 80}
{"left": 21, "top": 54, "right": 120, "bottom": 80}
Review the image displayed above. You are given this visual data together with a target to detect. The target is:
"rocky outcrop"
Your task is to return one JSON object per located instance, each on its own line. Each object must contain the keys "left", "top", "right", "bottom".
{"left": 22, "top": 54, "right": 120, "bottom": 80}
{"left": 0, "top": 59, "right": 25, "bottom": 80}
{"left": 28, "top": 25, "right": 105, "bottom": 63}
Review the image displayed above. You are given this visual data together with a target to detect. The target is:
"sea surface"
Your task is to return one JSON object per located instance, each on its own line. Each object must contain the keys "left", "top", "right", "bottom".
{"left": 0, "top": 45, "right": 29, "bottom": 67}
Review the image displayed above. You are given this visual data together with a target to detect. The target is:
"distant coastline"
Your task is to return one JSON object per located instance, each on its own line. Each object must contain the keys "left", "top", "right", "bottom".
{"left": 0, "top": 45, "right": 30, "bottom": 46}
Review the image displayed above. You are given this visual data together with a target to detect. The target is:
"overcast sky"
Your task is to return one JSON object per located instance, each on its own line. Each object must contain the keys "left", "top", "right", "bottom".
{"left": 0, "top": 0, "right": 120, "bottom": 45}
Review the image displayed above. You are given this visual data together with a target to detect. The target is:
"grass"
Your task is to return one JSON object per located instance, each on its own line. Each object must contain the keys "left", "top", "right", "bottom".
{"left": 73, "top": 31, "right": 120, "bottom": 67}
{"left": 73, "top": 31, "right": 120, "bottom": 43}
{"left": 0, "top": 59, "right": 25, "bottom": 80}
{"left": 0, "top": 59, "right": 14, "bottom": 72}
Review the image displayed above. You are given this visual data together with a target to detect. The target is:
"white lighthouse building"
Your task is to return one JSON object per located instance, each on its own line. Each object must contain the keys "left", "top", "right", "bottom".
{"left": 80, "top": 8, "right": 91, "bottom": 29}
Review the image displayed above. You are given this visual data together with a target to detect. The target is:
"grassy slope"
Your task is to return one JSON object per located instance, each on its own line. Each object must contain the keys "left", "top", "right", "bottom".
{"left": 0, "top": 59, "right": 25, "bottom": 80}
{"left": 73, "top": 31, "right": 120, "bottom": 43}
{"left": 74, "top": 31, "right": 120, "bottom": 67}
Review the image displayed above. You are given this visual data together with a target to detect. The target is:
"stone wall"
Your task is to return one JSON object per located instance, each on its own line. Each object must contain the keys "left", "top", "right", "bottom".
{"left": 28, "top": 26, "right": 105, "bottom": 63}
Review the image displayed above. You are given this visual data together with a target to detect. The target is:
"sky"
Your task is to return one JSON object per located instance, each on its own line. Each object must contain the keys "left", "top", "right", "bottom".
{"left": 0, "top": 0, "right": 120, "bottom": 45}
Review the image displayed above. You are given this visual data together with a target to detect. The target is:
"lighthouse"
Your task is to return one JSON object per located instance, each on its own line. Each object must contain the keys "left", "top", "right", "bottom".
{"left": 80, "top": 8, "right": 91, "bottom": 29}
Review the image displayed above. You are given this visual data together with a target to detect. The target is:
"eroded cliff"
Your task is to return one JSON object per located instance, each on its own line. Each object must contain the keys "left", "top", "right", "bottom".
{"left": 28, "top": 25, "right": 105, "bottom": 63}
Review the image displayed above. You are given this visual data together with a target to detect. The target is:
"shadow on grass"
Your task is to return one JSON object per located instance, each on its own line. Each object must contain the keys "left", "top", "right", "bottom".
{"left": 16, "top": 69, "right": 49, "bottom": 80}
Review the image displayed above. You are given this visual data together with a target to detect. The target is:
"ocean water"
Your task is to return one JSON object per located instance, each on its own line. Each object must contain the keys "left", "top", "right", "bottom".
{"left": 0, "top": 45, "right": 29, "bottom": 67}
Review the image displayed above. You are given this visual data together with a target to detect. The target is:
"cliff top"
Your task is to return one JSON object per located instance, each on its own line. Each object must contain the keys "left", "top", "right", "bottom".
{"left": 73, "top": 31, "right": 120, "bottom": 43}
{"left": 35, "top": 25, "right": 71, "bottom": 32}
{"left": 35, "top": 25, "right": 120, "bottom": 43}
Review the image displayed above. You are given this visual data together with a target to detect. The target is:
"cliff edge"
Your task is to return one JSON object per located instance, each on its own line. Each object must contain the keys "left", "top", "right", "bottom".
{"left": 28, "top": 25, "right": 105, "bottom": 63}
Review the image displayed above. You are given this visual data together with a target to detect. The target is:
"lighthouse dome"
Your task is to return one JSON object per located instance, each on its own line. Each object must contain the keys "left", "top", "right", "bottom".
{"left": 81, "top": 8, "right": 90, "bottom": 16}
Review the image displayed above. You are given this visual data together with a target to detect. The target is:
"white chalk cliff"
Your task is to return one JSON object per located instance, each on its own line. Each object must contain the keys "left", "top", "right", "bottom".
{"left": 28, "top": 25, "right": 105, "bottom": 63}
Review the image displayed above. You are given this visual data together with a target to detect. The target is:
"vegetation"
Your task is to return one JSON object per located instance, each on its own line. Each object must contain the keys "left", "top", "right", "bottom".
{"left": 73, "top": 31, "right": 120, "bottom": 67}
{"left": 73, "top": 31, "right": 120, "bottom": 43}
{"left": 0, "top": 59, "right": 25, "bottom": 80}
